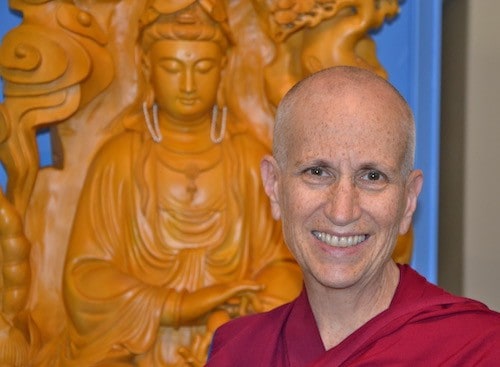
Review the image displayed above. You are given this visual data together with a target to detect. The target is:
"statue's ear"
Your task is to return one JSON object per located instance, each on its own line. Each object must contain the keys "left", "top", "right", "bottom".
{"left": 141, "top": 49, "right": 151, "bottom": 78}
{"left": 216, "top": 57, "right": 227, "bottom": 108}
{"left": 141, "top": 52, "right": 155, "bottom": 105}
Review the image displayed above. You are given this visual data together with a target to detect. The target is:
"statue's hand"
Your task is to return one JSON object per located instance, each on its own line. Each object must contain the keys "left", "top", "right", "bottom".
{"left": 162, "top": 281, "right": 264, "bottom": 327}
{"left": 184, "top": 280, "right": 264, "bottom": 320}
{"left": 219, "top": 291, "right": 264, "bottom": 318}
{"left": 175, "top": 282, "right": 264, "bottom": 366}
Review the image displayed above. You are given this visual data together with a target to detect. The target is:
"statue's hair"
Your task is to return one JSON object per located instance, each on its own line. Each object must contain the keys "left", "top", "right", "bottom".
{"left": 140, "top": 3, "right": 228, "bottom": 52}
{"left": 273, "top": 66, "right": 416, "bottom": 177}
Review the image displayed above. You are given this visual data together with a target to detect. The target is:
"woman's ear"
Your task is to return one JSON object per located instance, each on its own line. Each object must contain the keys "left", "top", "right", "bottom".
{"left": 399, "top": 169, "right": 424, "bottom": 235}
{"left": 260, "top": 155, "right": 282, "bottom": 221}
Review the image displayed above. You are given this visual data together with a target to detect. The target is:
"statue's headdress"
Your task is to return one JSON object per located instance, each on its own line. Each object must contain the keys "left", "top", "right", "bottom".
{"left": 140, "top": 0, "right": 231, "bottom": 52}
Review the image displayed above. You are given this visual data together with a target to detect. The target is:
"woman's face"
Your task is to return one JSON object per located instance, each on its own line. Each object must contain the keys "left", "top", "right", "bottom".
{"left": 146, "top": 39, "right": 224, "bottom": 122}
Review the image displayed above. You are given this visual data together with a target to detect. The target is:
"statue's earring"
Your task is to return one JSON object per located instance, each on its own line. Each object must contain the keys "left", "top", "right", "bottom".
{"left": 143, "top": 102, "right": 162, "bottom": 143}
{"left": 210, "top": 105, "right": 227, "bottom": 144}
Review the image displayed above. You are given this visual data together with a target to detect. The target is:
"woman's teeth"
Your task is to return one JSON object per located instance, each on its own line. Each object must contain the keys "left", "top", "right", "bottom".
{"left": 312, "top": 231, "right": 367, "bottom": 247}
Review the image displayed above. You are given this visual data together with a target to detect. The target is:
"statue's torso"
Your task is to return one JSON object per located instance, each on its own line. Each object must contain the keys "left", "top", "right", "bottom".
{"left": 139, "top": 140, "right": 248, "bottom": 293}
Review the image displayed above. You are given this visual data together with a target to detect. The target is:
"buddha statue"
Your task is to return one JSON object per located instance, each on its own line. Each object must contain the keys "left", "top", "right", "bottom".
{"left": 59, "top": 3, "right": 302, "bottom": 366}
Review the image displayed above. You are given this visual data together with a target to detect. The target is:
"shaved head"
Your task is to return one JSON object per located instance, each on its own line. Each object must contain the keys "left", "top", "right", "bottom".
{"left": 273, "top": 66, "right": 415, "bottom": 176}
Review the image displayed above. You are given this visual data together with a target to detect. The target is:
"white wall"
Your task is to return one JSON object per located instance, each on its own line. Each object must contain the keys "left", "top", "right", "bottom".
{"left": 462, "top": 0, "right": 500, "bottom": 311}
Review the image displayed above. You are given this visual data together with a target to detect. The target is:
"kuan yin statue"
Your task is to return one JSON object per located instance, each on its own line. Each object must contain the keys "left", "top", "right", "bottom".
{"left": 59, "top": 3, "right": 302, "bottom": 366}
{"left": 0, "top": 0, "right": 405, "bottom": 366}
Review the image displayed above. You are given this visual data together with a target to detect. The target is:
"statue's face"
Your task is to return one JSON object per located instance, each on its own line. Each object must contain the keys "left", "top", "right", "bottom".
{"left": 147, "top": 39, "right": 223, "bottom": 122}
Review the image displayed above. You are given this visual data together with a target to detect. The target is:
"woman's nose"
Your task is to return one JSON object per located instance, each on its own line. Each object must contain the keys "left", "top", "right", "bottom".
{"left": 324, "top": 179, "right": 362, "bottom": 226}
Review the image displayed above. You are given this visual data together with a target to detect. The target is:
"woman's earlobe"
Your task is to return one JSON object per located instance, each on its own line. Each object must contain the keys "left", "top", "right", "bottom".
{"left": 399, "top": 170, "right": 424, "bottom": 234}
{"left": 260, "top": 157, "right": 282, "bottom": 220}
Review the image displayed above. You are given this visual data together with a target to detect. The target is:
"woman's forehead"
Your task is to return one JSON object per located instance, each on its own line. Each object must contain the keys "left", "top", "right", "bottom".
{"left": 284, "top": 96, "right": 407, "bottom": 167}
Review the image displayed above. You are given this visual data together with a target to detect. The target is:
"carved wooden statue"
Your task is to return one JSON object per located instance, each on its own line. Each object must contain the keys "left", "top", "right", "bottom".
{"left": 0, "top": 0, "right": 403, "bottom": 365}
{"left": 59, "top": 4, "right": 302, "bottom": 365}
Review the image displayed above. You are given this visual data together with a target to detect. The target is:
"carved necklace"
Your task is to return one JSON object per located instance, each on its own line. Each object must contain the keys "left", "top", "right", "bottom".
{"left": 155, "top": 142, "right": 223, "bottom": 201}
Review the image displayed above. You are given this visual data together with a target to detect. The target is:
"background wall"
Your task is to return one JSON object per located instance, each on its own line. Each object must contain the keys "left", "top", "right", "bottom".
{"left": 374, "top": 0, "right": 442, "bottom": 284}
{"left": 440, "top": 0, "right": 500, "bottom": 311}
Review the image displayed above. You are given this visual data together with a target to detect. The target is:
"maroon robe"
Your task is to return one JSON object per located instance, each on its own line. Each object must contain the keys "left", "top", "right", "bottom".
{"left": 207, "top": 265, "right": 500, "bottom": 366}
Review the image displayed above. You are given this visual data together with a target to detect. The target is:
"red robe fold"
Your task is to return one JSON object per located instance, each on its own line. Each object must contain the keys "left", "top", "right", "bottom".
{"left": 207, "top": 265, "right": 500, "bottom": 366}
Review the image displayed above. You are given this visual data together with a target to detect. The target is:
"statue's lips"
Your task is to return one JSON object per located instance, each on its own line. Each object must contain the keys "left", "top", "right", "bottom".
{"left": 179, "top": 98, "right": 197, "bottom": 106}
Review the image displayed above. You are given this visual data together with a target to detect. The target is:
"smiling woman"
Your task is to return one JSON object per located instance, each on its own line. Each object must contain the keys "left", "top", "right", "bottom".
{"left": 206, "top": 66, "right": 499, "bottom": 367}
{"left": 262, "top": 67, "right": 422, "bottom": 301}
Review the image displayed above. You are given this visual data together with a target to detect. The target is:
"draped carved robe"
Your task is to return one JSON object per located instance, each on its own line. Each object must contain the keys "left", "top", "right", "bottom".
{"left": 60, "top": 114, "right": 298, "bottom": 366}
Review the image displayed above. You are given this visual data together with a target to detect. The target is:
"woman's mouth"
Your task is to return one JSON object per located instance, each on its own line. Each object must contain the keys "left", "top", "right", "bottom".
{"left": 312, "top": 231, "right": 368, "bottom": 248}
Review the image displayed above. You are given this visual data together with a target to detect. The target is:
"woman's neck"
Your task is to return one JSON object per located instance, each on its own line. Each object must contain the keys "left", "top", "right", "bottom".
{"left": 306, "top": 262, "right": 400, "bottom": 350}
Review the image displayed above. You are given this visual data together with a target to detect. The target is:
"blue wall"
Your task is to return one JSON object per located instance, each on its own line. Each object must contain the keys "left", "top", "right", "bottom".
{"left": 373, "top": 0, "right": 442, "bottom": 283}
{"left": 0, "top": 1, "right": 442, "bottom": 282}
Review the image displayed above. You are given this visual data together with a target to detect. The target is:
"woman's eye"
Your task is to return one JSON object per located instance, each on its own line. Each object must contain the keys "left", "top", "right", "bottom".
{"left": 307, "top": 167, "right": 327, "bottom": 176}
{"left": 300, "top": 166, "right": 332, "bottom": 184}
{"left": 359, "top": 170, "right": 388, "bottom": 189}
{"left": 367, "top": 170, "right": 381, "bottom": 180}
